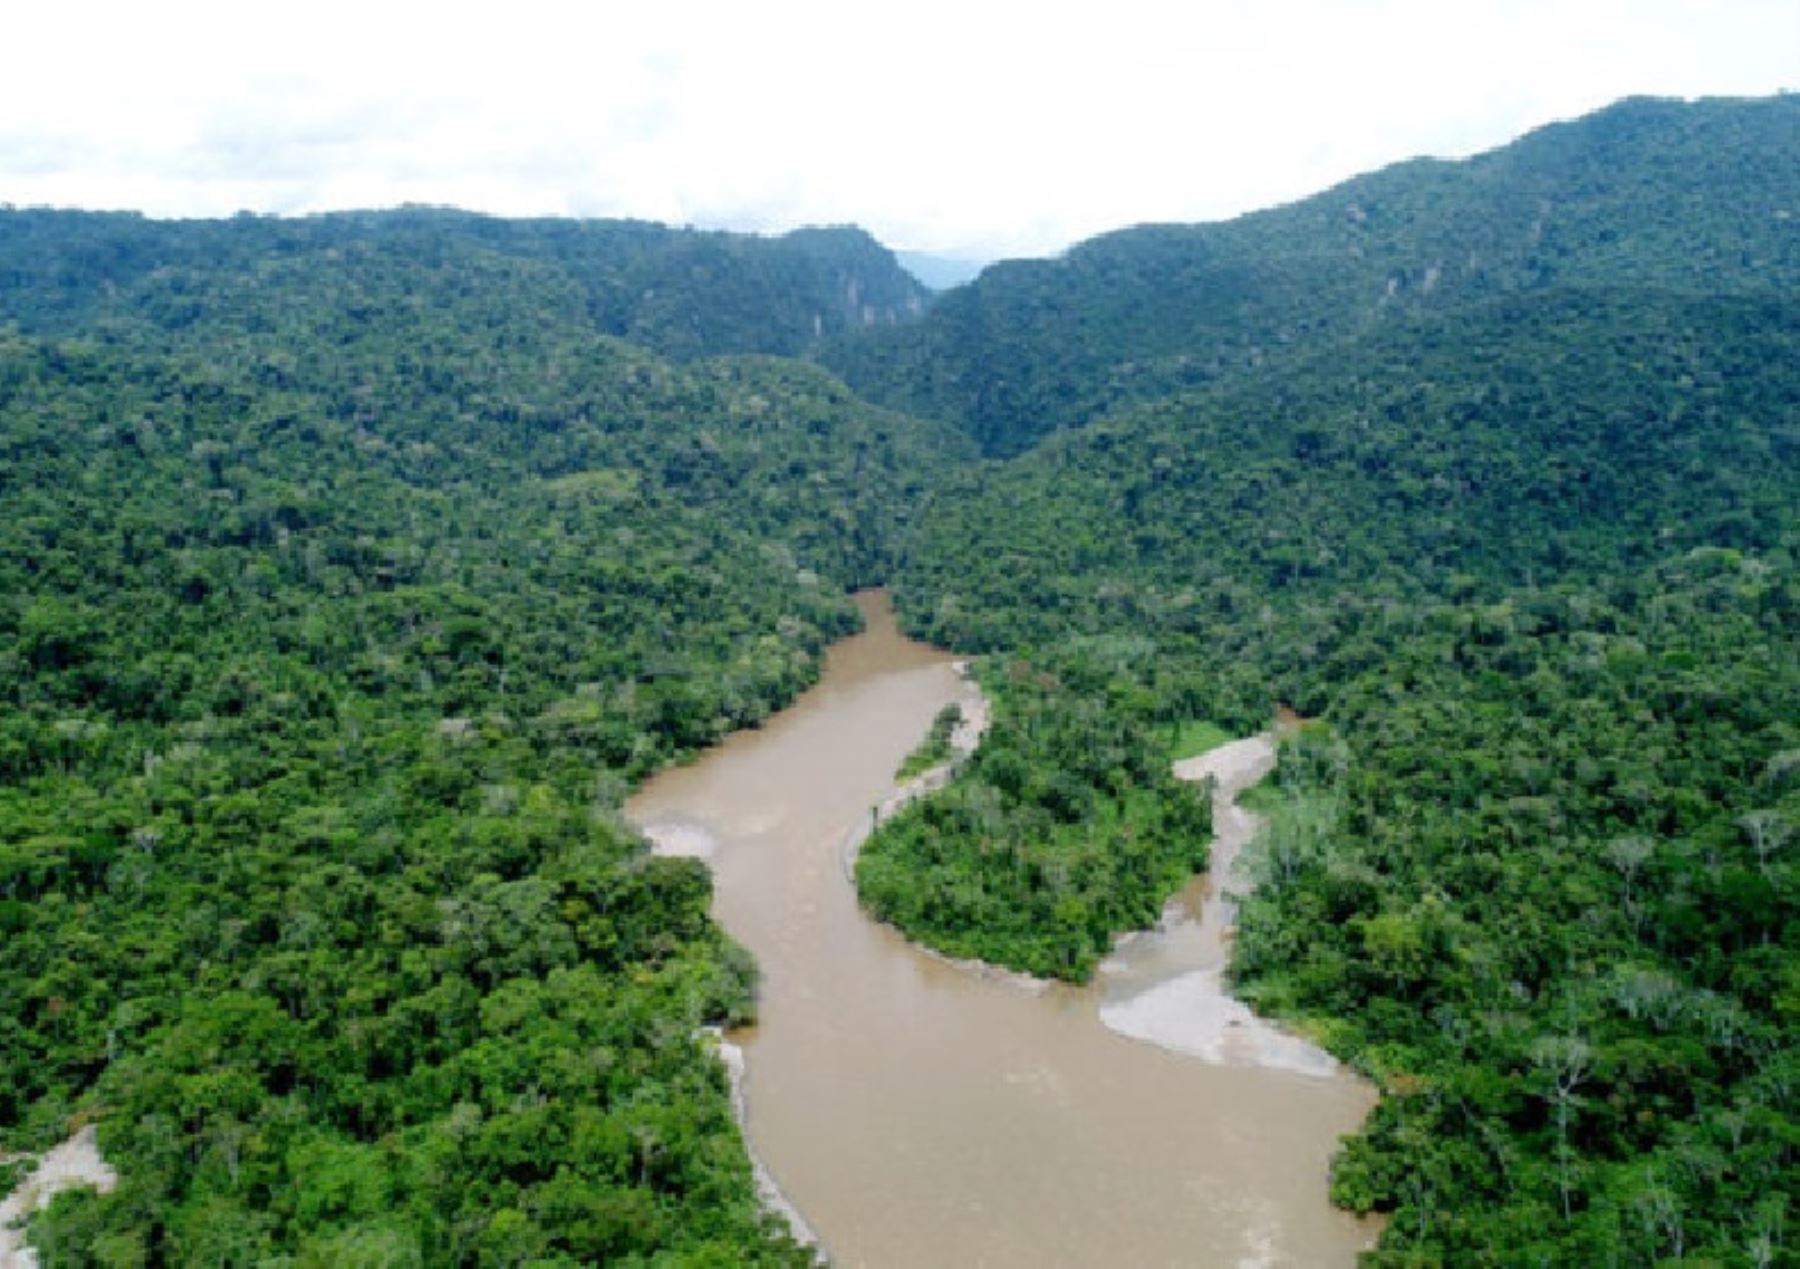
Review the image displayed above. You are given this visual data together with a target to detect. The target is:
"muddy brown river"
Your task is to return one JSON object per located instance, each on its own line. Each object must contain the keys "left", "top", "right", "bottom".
{"left": 626, "top": 593, "right": 1377, "bottom": 1267}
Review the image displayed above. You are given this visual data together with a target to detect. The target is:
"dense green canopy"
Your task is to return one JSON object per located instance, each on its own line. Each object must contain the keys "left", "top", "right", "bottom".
{"left": 858, "top": 99, "right": 1799, "bottom": 1266}
{"left": 825, "top": 94, "right": 1800, "bottom": 456}
{"left": 0, "top": 208, "right": 927, "bottom": 363}
{"left": 0, "top": 249, "right": 966, "bottom": 1261}
{"left": 3, "top": 92, "right": 1795, "bottom": 1266}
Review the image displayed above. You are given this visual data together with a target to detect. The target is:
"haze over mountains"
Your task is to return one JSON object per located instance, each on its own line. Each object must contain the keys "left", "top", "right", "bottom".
{"left": 891, "top": 251, "right": 990, "bottom": 291}
{"left": 1, "top": 93, "right": 1794, "bottom": 1265}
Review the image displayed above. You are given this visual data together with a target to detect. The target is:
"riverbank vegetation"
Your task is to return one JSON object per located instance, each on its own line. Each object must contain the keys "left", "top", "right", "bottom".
{"left": 3, "top": 92, "right": 1796, "bottom": 1265}
{"left": 1229, "top": 559, "right": 1797, "bottom": 1262}
{"left": 0, "top": 280, "right": 968, "bottom": 1259}
{"left": 894, "top": 703, "right": 963, "bottom": 781}
{"left": 861, "top": 105, "right": 1799, "bottom": 1264}
{"left": 858, "top": 652, "right": 1211, "bottom": 980}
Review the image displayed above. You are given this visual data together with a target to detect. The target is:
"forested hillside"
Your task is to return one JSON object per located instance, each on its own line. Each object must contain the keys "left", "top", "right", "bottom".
{"left": 3, "top": 92, "right": 1795, "bottom": 1267}
{"left": 874, "top": 286, "right": 1798, "bottom": 1260}
{"left": 894, "top": 288, "right": 1799, "bottom": 657}
{"left": 0, "top": 208, "right": 929, "bottom": 362}
{"left": 857, "top": 99, "right": 1798, "bottom": 1266}
{"left": 0, "top": 267, "right": 968, "bottom": 1260}
{"left": 825, "top": 93, "right": 1800, "bottom": 455}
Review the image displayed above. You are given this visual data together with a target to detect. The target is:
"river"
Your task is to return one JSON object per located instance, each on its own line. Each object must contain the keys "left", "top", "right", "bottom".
{"left": 625, "top": 592, "right": 1377, "bottom": 1267}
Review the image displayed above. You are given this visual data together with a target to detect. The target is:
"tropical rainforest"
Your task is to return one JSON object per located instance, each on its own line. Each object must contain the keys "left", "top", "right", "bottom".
{"left": 2, "top": 92, "right": 1796, "bottom": 1266}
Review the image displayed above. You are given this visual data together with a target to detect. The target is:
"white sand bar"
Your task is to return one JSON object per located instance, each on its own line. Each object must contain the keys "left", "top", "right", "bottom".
{"left": 1099, "top": 733, "right": 1343, "bottom": 1078}
{"left": 1, "top": 1126, "right": 117, "bottom": 1268}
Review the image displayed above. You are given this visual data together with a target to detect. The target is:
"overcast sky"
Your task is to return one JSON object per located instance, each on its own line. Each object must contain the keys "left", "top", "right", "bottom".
{"left": 3, "top": 1, "right": 1794, "bottom": 259}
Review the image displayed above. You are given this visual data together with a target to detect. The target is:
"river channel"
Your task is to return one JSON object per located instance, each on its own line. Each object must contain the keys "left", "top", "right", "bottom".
{"left": 625, "top": 592, "right": 1377, "bottom": 1267}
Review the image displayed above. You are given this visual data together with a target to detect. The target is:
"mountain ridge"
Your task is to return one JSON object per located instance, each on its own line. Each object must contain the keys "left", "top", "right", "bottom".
{"left": 821, "top": 92, "right": 1800, "bottom": 455}
{"left": 1, "top": 90, "right": 1794, "bottom": 1267}
{"left": 0, "top": 207, "right": 930, "bottom": 363}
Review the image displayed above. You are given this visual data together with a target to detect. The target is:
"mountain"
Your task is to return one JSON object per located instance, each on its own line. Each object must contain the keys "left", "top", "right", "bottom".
{"left": 0, "top": 208, "right": 930, "bottom": 362}
{"left": 824, "top": 93, "right": 1800, "bottom": 455}
{"left": 2, "top": 92, "right": 1796, "bottom": 1267}
{"left": 861, "top": 97, "right": 1799, "bottom": 1263}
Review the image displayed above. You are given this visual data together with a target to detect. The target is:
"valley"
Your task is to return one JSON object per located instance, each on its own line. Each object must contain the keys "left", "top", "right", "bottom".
{"left": 1, "top": 92, "right": 1794, "bottom": 1265}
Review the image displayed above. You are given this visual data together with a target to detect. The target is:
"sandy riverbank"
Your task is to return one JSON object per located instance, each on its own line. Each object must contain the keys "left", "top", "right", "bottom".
{"left": 1098, "top": 734, "right": 1343, "bottom": 1077}
{"left": 0, "top": 1126, "right": 117, "bottom": 1267}
{"left": 838, "top": 659, "right": 990, "bottom": 882}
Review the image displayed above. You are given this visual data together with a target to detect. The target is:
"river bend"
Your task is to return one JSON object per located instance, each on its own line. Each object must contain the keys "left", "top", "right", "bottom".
{"left": 626, "top": 593, "right": 1375, "bottom": 1267}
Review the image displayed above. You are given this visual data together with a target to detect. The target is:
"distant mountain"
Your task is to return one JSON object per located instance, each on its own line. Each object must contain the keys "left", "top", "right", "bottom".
{"left": 0, "top": 208, "right": 930, "bottom": 362}
{"left": 894, "top": 250, "right": 992, "bottom": 290}
{"left": 824, "top": 94, "right": 1800, "bottom": 455}
{"left": 3, "top": 91, "right": 1796, "bottom": 1269}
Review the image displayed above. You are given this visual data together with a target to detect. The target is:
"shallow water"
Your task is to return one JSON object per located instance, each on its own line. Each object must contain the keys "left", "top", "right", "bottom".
{"left": 626, "top": 593, "right": 1377, "bottom": 1267}
{"left": 1097, "top": 737, "right": 1344, "bottom": 1079}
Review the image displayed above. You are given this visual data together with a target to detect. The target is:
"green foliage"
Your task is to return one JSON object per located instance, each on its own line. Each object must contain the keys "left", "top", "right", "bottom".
{"left": 826, "top": 94, "right": 1800, "bottom": 455}
{"left": 1163, "top": 720, "right": 1231, "bottom": 762}
{"left": 894, "top": 703, "right": 962, "bottom": 780}
{"left": 0, "top": 287, "right": 970, "bottom": 1258}
{"left": 858, "top": 651, "right": 1211, "bottom": 981}
{"left": 894, "top": 289, "right": 1799, "bottom": 668}
{"left": 0, "top": 208, "right": 928, "bottom": 363}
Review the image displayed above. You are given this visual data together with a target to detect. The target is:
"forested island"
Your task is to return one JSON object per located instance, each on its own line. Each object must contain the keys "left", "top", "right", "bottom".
{"left": 2, "top": 93, "right": 1795, "bottom": 1265}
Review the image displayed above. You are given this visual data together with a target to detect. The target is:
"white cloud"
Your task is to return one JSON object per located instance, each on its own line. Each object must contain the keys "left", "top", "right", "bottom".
{"left": 1, "top": 0, "right": 1794, "bottom": 258}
